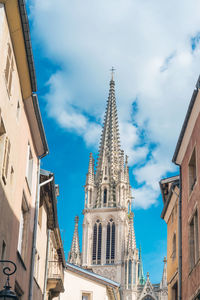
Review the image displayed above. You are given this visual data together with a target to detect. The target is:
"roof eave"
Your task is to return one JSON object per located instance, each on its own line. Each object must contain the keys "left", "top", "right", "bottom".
{"left": 18, "top": 0, "right": 37, "bottom": 92}
{"left": 172, "top": 87, "right": 199, "bottom": 164}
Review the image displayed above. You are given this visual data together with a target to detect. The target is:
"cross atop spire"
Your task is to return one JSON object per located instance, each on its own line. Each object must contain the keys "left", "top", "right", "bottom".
{"left": 110, "top": 66, "right": 116, "bottom": 81}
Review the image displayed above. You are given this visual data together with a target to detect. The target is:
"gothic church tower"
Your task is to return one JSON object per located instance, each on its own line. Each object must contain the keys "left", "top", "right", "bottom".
{"left": 82, "top": 72, "right": 141, "bottom": 299}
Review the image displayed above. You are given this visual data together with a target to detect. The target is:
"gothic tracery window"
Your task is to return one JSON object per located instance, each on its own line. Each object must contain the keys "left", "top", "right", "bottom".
{"left": 103, "top": 188, "right": 107, "bottom": 205}
{"left": 92, "top": 220, "right": 102, "bottom": 264}
{"left": 106, "top": 219, "right": 115, "bottom": 264}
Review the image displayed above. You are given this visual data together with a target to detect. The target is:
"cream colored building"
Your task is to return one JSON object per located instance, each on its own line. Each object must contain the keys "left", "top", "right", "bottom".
{"left": 61, "top": 262, "right": 120, "bottom": 300}
{"left": 33, "top": 169, "right": 65, "bottom": 300}
{"left": 0, "top": 0, "right": 49, "bottom": 298}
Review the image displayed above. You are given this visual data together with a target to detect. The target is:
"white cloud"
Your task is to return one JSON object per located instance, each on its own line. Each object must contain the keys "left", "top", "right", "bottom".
{"left": 30, "top": 0, "right": 200, "bottom": 209}
{"left": 133, "top": 186, "right": 158, "bottom": 210}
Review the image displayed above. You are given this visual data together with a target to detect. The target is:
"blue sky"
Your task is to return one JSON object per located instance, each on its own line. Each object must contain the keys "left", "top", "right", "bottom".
{"left": 27, "top": 0, "right": 200, "bottom": 283}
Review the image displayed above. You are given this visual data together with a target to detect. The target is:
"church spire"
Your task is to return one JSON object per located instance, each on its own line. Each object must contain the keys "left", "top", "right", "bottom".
{"left": 160, "top": 257, "right": 167, "bottom": 289}
{"left": 68, "top": 216, "right": 81, "bottom": 266}
{"left": 138, "top": 246, "right": 146, "bottom": 285}
{"left": 95, "top": 70, "right": 121, "bottom": 207}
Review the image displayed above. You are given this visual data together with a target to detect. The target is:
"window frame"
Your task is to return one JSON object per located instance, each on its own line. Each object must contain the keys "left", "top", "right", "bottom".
{"left": 26, "top": 144, "right": 34, "bottom": 192}
{"left": 189, "top": 209, "right": 199, "bottom": 270}
{"left": 188, "top": 147, "right": 197, "bottom": 195}
{"left": 17, "top": 193, "right": 29, "bottom": 262}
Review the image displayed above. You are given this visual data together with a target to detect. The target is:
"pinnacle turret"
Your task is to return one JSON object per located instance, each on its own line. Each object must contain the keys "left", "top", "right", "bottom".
{"left": 160, "top": 257, "right": 167, "bottom": 289}
{"left": 86, "top": 153, "right": 95, "bottom": 185}
{"left": 127, "top": 212, "right": 136, "bottom": 253}
{"left": 138, "top": 246, "right": 146, "bottom": 285}
{"left": 68, "top": 216, "right": 81, "bottom": 266}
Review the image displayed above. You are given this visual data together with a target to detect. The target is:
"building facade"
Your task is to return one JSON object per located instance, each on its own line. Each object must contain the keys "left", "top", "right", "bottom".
{"left": 0, "top": 1, "right": 65, "bottom": 299}
{"left": 33, "top": 170, "right": 65, "bottom": 300}
{"left": 61, "top": 262, "right": 121, "bottom": 300}
{"left": 172, "top": 76, "right": 200, "bottom": 300}
{"left": 0, "top": 0, "right": 48, "bottom": 298}
{"left": 160, "top": 176, "right": 179, "bottom": 300}
{"left": 68, "top": 74, "right": 168, "bottom": 300}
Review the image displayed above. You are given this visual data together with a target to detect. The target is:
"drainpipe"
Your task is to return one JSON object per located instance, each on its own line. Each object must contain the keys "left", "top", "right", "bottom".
{"left": 43, "top": 229, "right": 50, "bottom": 300}
{"left": 29, "top": 160, "right": 53, "bottom": 300}
{"left": 178, "top": 166, "right": 182, "bottom": 300}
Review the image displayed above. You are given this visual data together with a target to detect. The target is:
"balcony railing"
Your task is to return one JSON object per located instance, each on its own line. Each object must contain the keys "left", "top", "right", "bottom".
{"left": 48, "top": 260, "right": 64, "bottom": 282}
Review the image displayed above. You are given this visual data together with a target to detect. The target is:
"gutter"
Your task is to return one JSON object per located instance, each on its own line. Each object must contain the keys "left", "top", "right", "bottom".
{"left": 17, "top": 1, "right": 49, "bottom": 157}
{"left": 178, "top": 166, "right": 182, "bottom": 300}
{"left": 18, "top": 0, "right": 37, "bottom": 92}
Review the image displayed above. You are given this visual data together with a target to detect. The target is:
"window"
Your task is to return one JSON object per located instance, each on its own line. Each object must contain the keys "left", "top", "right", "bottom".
{"left": 103, "top": 188, "right": 107, "bottom": 205}
{"left": 92, "top": 220, "right": 102, "bottom": 264}
{"left": 172, "top": 281, "right": 178, "bottom": 300}
{"left": 16, "top": 101, "right": 20, "bottom": 121}
{"left": 17, "top": 194, "right": 29, "bottom": 261}
{"left": 2, "top": 137, "right": 11, "bottom": 184}
{"left": 128, "top": 259, "right": 132, "bottom": 288}
{"left": 133, "top": 260, "right": 136, "bottom": 284}
{"left": 189, "top": 210, "right": 199, "bottom": 269}
{"left": 189, "top": 148, "right": 197, "bottom": 193}
{"left": 106, "top": 219, "right": 115, "bottom": 264}
{"left": 5, "top": 43, "right": 14, "bottom": 97}
{"left": 34, "top": 250, "right": 40, "bottom": 282}
{"left": 194, "top": 292, "right": 200, "bottom": 300}
{"left": 1, "top": 240, "right": 6, "bottom": 260}
{"left": 82, "top": 293, "right": 91, "bottom": 300}
{"left": 15, "top": 281, "right": 23, "bottom": 300}
{"left": 26, "top": 144, "right": 33, "bottom": 191}
{"left": 125, "top": 261, "right": 127, "bottom": 286}
{"left": 172, "top": 233, "right": 176, "bottom": 260}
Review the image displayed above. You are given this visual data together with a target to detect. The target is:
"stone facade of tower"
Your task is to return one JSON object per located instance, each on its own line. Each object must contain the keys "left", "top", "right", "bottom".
{"left": 70, "top": 75, "right": 168, "bottom": 300}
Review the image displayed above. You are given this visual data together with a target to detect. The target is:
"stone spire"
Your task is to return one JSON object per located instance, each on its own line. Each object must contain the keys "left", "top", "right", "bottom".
{"left": 160, "top": 257, "right": 167, "bottom": 289}
{"left": 127, "top": 212, "right": 136, "bottom": 254}
{"left": 68, "top": 216, "right": 81, "bottom": 266}
{"left": 138, "top": 246, "right": 146, "bottom": 285}
{"left": 96, "top": 73, "right": 121, "bottom": 181}
{"left": 86, "top": 153, "right": 95, "bottom": 185}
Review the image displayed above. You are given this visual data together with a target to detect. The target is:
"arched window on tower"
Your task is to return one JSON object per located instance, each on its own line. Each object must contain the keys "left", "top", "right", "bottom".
{"left": 85, "top": 189, "right": 88, "bottom": 208}
{"left": 89, "top": 189, "right": 92, "bottom": 205}
{"left": 106, "top": 219, "right": 115, "bottom": 264}
{"left": 128, "top": 259, "right": 132, "bottom": 289}
{"left": 103, "top": 188, "right": 107, "bottom": 206}
{"left": 92, "top": 220, "right": 102, "bottom": 265}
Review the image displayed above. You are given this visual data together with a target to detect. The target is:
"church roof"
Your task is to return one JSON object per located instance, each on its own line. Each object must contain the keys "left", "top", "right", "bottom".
{"left": 66, "top": 262, "right": 120, "bottom": 288}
